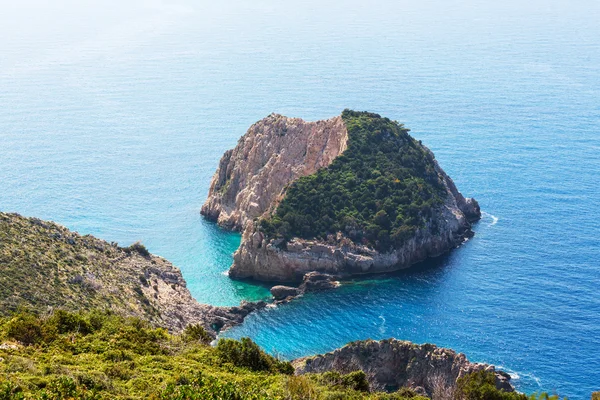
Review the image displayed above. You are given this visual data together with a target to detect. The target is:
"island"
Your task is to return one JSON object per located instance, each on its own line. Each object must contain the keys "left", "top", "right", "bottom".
{"left": 202, "top": 110, "right": 480, "bottom": 282}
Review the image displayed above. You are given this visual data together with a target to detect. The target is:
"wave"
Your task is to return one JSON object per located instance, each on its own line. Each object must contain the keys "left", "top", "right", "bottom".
{"left": 496, "top": 366, "right": 542, "bottom": 388}
{"left": 378, "top": 315, "right": 387, "bottom": 335}
{"left": 482, "top": 211, "right": 499, "bottom": 226}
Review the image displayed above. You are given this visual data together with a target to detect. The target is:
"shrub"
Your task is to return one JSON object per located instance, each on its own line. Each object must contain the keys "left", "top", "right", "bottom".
{"left": 126, "top": 242, "right": 151, "bottom": 258}
{"left": 318, "top": 371, "right": 370, "bottom": 392}
{"left": 216, "top": 337, "right": 293, "bottom": 374}
{"left": 47, "top": 310, "right": 92, "bottom": 335}
{"left": 6, "top": 313, "right": 43, "bottom": 345}
{"left": 158, "top": 372, "right": 258, "bottom": 400}
{"left": 0, "top": 382, "right": 24, "bottom": 400}
{"left": 39, "top": 377, "right": 101, "bottom": 400}
{"left": 285, "top": 375, "right": 317, "bottom": 400}
{"left": 455, "top": 371, "right": 526, "bottom": 400}
{"left": 183, "top": 324, "right": 212, "bottom": 345}
{"left": 342, "top": 371, "right": 370, "bottom": 392}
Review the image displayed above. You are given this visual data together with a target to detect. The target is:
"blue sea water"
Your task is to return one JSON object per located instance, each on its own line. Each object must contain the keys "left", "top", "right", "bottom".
{"left": 1, "top": 0, "right": 599, "bottom": 398}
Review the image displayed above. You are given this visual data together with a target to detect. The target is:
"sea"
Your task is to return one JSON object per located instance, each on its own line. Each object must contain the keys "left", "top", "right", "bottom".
{"left": 1, "top": 0, "right": 599, "bottom": 398}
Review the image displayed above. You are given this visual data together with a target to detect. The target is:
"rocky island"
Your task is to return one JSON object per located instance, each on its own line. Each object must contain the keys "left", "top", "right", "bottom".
{"left": 202, "top": 110, "right": 480, "bottom": 282}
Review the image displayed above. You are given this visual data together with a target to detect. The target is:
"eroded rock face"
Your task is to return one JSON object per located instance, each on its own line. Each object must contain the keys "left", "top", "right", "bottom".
{"left": 137, "top": 256, "right": 267, "bottom": 334}
{"left": 202, "top": 112, "right": 480, "bottom": 283}
{"left": 293, "top": 339, "right": 514, "bottom": 397}
{"left": 201, "top": 114, "right": 348, "bottom": 231}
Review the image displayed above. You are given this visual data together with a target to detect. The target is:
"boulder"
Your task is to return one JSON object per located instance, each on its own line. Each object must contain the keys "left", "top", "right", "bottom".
{"left": 270, "top": 285, "right": 300, "bottom": 300}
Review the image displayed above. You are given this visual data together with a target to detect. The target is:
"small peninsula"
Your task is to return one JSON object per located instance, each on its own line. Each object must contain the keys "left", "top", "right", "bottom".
{"left": 0, "top": 212, "right": 263, "bottom": 335}
{"left": 202, "top": 110, "right": 480, "bottom": 282}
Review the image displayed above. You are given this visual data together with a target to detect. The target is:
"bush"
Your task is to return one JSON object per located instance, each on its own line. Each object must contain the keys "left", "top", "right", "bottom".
{"left": 6, "top": 313, "right": 43, "bottom": 345}
{"left": 183, "top": 324, "right": 212, "bottom": 345}
{"left": 216, "top": 337, "right": 293, "bottom": 374}
{"left": 0, "top": 382, "right": 24, "bottom": 400}
{"left": 158, "top": 372, "right": 261, "bottom": 400}
{"left": 39, "top": 377, "right": 101, "bottom": 400}
{"left": 126, "top": 242, "right": 151, "bottom": 258}
{"left": 455, "top": 371, "right": 526, "bottom": 400}
{"left": 285, "top": 375, "right": 317, "bottom": 400}
{"left": 319, "top": 371, "right": 370, "bottom": 392}
{"left": 47, "top": 310, "right": 92, "bottom": 335}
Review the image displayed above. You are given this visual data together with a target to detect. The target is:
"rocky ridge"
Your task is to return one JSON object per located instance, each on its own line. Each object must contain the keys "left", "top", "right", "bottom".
{"left": 202, "top": 111, "right": 480, "bottom": 282}
{"left": 293, "top": 338, "right": 514, "bottom": 398}
{"left": 0, "top": 212, "right": 263, "bottom": 334}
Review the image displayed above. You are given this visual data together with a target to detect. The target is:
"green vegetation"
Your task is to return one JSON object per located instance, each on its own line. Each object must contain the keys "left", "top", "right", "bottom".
{"left": 0, "top": 310, "right": 564, "bottom": 400}
{"left": 454, "top": 371, "right": 564, "bottom": 400}
{"left": 260, "top": 110, "right": 445, "bottom": 251}
{"left": 0, "top": 213, "right": 164, "bottom": 324}
{"left": 0, "top": 310, "right": 428, "bottom": 399}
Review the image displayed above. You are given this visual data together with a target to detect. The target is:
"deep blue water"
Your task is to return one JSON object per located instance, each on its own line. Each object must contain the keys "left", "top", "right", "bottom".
{"left": 1, "top": 0, "right": 599, "bottom": 398}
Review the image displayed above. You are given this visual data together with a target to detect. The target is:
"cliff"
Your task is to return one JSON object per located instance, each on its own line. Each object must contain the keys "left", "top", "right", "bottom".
{"left": 201, "top": 113, "right": 348, "bottom": 231}
{"left": 203, "top": 110, "right": 480, "bottom": 282}
{"left": 0, "top": 212, "right": 263, "bottom": 334}
{"left": 293, "top": 338, "right": 514, "bottom": 398}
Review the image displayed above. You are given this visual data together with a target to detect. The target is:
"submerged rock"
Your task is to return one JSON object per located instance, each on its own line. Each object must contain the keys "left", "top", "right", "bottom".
{"left": 203, "top": 110, "right": 481, "bottom": 282}
{"left": 299, "top": 271, "right": 340, "bottom": 292}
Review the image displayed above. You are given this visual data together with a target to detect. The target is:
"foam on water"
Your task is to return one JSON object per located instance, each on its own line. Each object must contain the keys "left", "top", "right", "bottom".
{"left": 482, "top": 211, "right": 499, "bottom": 226}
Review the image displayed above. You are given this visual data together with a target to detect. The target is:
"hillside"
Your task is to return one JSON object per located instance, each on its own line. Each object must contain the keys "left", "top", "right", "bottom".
{"left": 0, "top": 212, "right": 262, "bottom": 333}
{"left": 0, "top": 310, "right": 530, "bottom": 400}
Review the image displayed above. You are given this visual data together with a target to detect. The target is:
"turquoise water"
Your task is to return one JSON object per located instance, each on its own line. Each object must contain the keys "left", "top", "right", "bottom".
{"left": 1, "top": 0, "right": 599, "bottom": 398}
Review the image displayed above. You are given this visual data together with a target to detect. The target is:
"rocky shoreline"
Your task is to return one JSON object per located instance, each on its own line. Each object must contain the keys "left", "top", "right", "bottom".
{"left": 270, "top": 271, "right": 341, "bottom": 302}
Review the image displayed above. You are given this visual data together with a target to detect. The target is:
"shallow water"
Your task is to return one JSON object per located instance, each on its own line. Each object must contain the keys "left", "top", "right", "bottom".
{"left": 1, "top": 0, "right": 599, "bottom": 397}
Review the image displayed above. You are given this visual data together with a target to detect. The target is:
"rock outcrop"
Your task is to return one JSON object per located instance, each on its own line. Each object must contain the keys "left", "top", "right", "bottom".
{"left": 293, "top": 339, "right": 514, "bottom": 397}
{"left": 202, "top": 111, "right": 481, "bottom": 283}
{"left": 201, "top": 113, "right": 348, "bottom": 231}
{"left": 0, "top": 212, "right": 262, "bottom": 335}
{"left": 270, "top": 271, "right": 340, "bottom": 302}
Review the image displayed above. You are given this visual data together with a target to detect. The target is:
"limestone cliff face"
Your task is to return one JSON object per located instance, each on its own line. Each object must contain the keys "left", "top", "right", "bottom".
{"left": 293, "top": 339, "right": 514, "bottom": 397}
{"left": 202, "top": 112, "right": 480, "bottom": 282}
{"left": 201, "top": 114, "right": 348, "bottom": 231}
